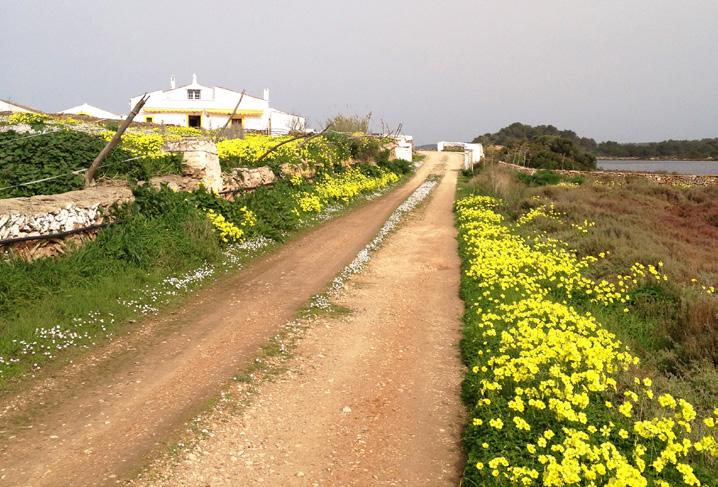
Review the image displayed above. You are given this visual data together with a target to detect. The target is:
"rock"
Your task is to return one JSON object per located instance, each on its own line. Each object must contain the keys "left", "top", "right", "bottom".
{"left": 223, "top": 166, "right": 276, "bottom": 192}
{"left": 342, "top": 406, "right": 352, "bottom": 414}
{"left": 147, "top": 175, "right": 202, "bottom": 192}
{"left": 279, "top": 162, "right": 316, "bottom": 180}
{"left": 163, "top": 138, "right": 223, "bottom": 193}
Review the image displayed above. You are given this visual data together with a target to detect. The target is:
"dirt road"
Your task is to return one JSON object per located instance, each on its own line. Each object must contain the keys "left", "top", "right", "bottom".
{"left": 0, "top": 152, "right": 465, "bottom": 486}
{"left": 140, "top": 152, "right": 466, "bottom": 486}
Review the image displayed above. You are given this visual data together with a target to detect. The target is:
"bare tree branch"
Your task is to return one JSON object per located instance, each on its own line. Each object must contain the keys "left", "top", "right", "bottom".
{"left": 84, "top": 94, "right": 148, "bottom": 187}
{"left": 216, "top": 89, "right": 246, "bottom": 141}
{"left": 255, "top": 126, "right": 330, "bottom": 164}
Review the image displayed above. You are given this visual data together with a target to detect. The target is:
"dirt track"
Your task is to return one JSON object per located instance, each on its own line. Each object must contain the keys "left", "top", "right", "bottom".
{"left": 0, "top": 152, "right": 465, "bottom": 486}
{"left": 140, "top": 151, "right": 466, "bottom": 486}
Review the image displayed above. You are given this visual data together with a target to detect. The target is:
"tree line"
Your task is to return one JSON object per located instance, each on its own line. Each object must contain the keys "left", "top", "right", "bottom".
{"left": 473, "top": 123, "right": 718, "bottom": 161}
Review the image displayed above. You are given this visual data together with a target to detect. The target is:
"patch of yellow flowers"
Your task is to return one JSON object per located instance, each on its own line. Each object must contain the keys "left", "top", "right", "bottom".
{"left": 296, "top": 169, "right": 399, "bottom": 214}
{"left": 217, "top": 134, "right": 344, "bottom": 167}
{"left": 206, "top": 207, "right": 255, "bottom": 243}
{"left": 456, "top": 194, "right": 717, "bottom": 486}
{"left": 101, "top": 130, "right": 167, "bottom": 159}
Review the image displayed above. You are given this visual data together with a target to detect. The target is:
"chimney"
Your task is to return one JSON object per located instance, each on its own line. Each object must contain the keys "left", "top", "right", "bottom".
{"left": 192, "top": 73, "right": 198, "bottom": 85}
{"left": 170, "top": 75, "right": 176, "bottom": 89}
{"left": 263, "top": 88, "right": 270, "bottom": 102}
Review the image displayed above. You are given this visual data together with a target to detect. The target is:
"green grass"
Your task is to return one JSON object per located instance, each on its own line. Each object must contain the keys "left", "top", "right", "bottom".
{"left": 515, "top": 169, "right": 584, "bottom": 187}
{"left": 0, "top": 161, "right": 410, "bottom": 389}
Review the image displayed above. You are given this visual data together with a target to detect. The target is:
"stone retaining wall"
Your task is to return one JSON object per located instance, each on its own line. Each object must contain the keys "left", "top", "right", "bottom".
{"left": 0, "top": 136, "right": 362, "bottom": 256}
{"left": 497, "top": 162, "right": 718, "bottom": 187}
{"left": 0, "top": 184, "right": 133, "bottom": 242}
{"left": 223, "top": 166, "right": 276, "bottom": 192}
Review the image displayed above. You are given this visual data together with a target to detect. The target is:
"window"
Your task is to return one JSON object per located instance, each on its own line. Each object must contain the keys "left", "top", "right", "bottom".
{"left": 145, "top": 116, "right": 153, "bottom": 123}
{"left": 231, "top": 118, "right": 243, "bottom": 127}
{"left": 187, "top": 89, "right": 201, "bottom": 100}
{"left": 188, "top": 115, "right": 201, "bottom": 128}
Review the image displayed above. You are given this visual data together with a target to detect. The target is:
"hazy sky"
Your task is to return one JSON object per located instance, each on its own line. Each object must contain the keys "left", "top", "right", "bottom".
{"left": 1, "top": 0, "right": 716, "bottom": 144}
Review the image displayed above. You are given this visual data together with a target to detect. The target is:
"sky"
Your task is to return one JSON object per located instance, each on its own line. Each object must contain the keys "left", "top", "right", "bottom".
{"left": 1, "top": 0, "right": 716, "bottom": 145}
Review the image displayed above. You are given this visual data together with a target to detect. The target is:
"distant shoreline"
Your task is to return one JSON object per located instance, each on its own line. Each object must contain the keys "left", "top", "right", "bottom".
{"left": 596, "top": 157, "right": 717, "bottom": 162}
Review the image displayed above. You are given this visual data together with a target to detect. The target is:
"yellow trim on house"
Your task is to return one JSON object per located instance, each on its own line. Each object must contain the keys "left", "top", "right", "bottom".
{"left": 143, "top": 107, "right": 263, "bottom": 116}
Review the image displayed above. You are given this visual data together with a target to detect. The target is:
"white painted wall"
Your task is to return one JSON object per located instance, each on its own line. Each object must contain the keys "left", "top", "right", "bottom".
{"left": 60, "top": 103, "right": 121, "bottom": 120}
{"left": 0, "top": 100, "right": 38, "bottom": 113}
{"left": 437, "top": 141, "right": 484, "bottom": 169}
{"left": 391, "top": 135, "right": 414, "bottom": 162}
{"left": 267, "top": 109, "right": 306, "bottom": 134}
{"left": 129, "top": 76, "right": 304, "bottom": 134}
{"left": 465, "top": 143, "right": 485, "bottom": 163}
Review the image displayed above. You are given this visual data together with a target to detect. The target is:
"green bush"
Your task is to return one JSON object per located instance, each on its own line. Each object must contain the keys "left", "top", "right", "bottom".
{"left": 0, "top": 129, "right": 182, "bottom": 199}
{"left": 516, "top": 170, "right": 584, "bottom": 187}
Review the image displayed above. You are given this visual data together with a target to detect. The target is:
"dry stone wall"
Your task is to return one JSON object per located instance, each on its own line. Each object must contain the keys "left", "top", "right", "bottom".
{"left": 163, "top": 139, "right": 223, "bottom": 193}
{"left": 0, "top": 137, "right": 353, "bottom": 256}
{"left": 223, "top": 166, "right": 276, "bottom": 192}
{"left": 497, "top": 162, "right": 718, "bottom": 187}
{"left": 0, "top": 184, "right": 133, "bottom": 242}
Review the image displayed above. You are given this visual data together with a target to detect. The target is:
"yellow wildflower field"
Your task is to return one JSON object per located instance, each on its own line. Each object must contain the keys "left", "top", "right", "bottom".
{"left": 456, "top": 194, "right": 717, "bottom": 486}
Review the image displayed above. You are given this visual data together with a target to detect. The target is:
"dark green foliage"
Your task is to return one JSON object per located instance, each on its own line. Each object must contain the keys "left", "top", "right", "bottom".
{"left": 0, "top": 190, "right": 219, "bottom": 317}
{"left": 474, "top": 122, "right": 718, "bottom": 161}
{"left": 516, "top": 170, "right": 584, "bottom": 186}
{"left": 473, "top": 122, "right": 599, "bottom": 153}
{"left": 103, "top": 121, "right": 120, "bottom": 132}
{"left": 0, "top": 129, "right": 182, "bottom": 199}
{"left": 232, "top": 182, "right": 305, "bottom": 240}
{"left": 378, "top": 158, "right": 413, "bottom": 175}
{"left": 596, "top": 139, "right": 718, "bottom": 160}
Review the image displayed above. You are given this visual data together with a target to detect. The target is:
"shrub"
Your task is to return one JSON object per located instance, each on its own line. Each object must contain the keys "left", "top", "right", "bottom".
{"left": 325, "top": 112, "right": 371, "bottom": 133}
{"left": 516, "top": 170, "right": 584, "bottom": 187}
{"left": 8, "top": 112, "right": 50, "bottom": 127}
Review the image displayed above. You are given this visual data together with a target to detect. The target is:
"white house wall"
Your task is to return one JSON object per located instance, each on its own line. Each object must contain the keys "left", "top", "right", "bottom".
{"left": 268, "top": 111, "right": 306, "bottom": 134}
{"left": 0, "top": 101, "right": 34, "bottom": 113}
{"left": 129, "top": 78, "right": 304, "bottom": 134}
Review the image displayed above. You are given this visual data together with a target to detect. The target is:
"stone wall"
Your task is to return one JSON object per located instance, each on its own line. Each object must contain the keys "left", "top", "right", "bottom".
{"left": 497, "top": 162, "right": 718, "bottom": 187}
{"left": 0, "top": 136, "right": 354, "bottom": 256}
{"left": 223, "top": 166, "right": 276, "bottom": 193}
{"left": 0, "top": 183, "right": 133, "bottom": 242}
{"left": 163, "top": 139, "right": 223, "bottom": 193}
{"left": 279, "top": 162, "right": 317, "bottom": 180}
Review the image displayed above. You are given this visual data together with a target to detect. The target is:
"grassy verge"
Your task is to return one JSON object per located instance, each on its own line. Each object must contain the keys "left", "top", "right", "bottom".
{"left": 455, "top": 167, "right": 718, "bottom": 486}
{"left": 0, "top": 159, "right": 414, "bottom": 388}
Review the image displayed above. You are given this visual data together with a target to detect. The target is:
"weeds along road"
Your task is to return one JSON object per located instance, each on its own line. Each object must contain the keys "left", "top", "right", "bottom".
{"left": 0, "top": 154, "right": 453, "bottom": 487}
{"left": 138, "top": 151, "right": 466, "bottom": 486}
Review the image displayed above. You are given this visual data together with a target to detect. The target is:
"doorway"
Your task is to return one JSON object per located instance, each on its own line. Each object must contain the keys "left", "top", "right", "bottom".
{"left": 188, "top": 115, "right": 201, "bottom": 128}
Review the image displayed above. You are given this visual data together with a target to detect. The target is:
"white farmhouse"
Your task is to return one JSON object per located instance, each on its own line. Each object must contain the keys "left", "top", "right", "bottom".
{"left": 59, "top": 103, "right": 122, "bottom": 120}
{"left": 129, "top": 75, "right": 305, "bottom": 134}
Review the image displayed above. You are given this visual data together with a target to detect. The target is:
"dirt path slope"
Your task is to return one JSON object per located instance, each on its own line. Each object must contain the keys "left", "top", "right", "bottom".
{"left": 140, "top": 152, "right": 466, "bottom": 486}
{"left": 0, "top": 157, "right": 445, "bottom": 487}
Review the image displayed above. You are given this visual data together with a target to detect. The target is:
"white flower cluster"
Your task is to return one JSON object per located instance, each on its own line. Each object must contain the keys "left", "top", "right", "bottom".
{"left": 0, "top": 236, "right": 275, "bottom": 376}
{"left": 223, "top": 236, "right": 272, "bottom": 265}
{"left": 309, "top": 179, "right": 438, "bottom": 308}
{"left": 164, "top": 263, "right": 215, "bottom": 290}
